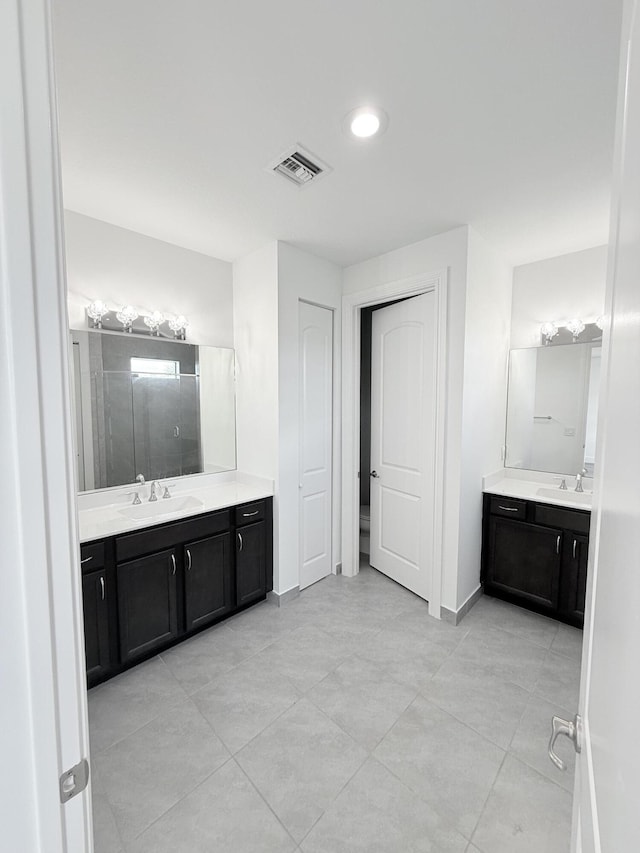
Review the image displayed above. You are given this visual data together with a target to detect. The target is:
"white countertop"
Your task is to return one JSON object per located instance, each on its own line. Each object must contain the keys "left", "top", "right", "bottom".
{"left": 78, "top": 472, "right": 273, "bottom": 543}
{"left": 483, "top": 469, "right": 593, "bottom": 511}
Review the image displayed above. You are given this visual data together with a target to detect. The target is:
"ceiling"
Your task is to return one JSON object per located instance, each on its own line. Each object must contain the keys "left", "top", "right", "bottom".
{"left": 52, "top": 0, "right": 623, "bottom": 268}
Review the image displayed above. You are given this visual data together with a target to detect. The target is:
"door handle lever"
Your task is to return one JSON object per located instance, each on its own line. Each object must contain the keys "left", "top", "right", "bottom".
{"left": 370, "top": 470, "right": 380, "bottom": 478}
{"left": 548, "top": 714, "right": 582, "bottom": 771}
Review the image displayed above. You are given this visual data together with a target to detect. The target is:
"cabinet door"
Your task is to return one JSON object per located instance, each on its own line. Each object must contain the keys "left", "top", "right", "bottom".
{"left": 184, "top": 533, "right": 232, "bottom": 632}
{"left": 236, "top": 521, "right": 266, "bottom": 607}
{"left": 82, "top": 569, "right": 111, "bottom": 685}
{"left": 486, "top": 517, "right": 561, "bottom": 610}
{"left": 560, "top": 533, "right": 588, "bottom": 624}
{"left": 117, "top": 548, "right": 178, "bottom": 663}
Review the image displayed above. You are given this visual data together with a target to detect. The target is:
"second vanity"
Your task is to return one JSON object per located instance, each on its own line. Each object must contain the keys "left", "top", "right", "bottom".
{"left": 481, "top": 472, "right": 591, "bottom": 628}
{"left": 79, "top": 475, "right": 273, "bottom": 687}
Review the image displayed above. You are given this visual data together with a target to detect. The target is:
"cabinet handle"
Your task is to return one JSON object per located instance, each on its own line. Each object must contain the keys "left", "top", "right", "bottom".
{"left": 498, "top": 505, "right": 519, "bottom": 512}
{"left": 238, "top": 532, "right": 243, "bottom": 552}
{"left": 573, "top": 539, "right": 577, "bottom": 559}
{"left": 556, "top": 535, "right": 561, "bottom": 555}
{"left": 186, "top": 548, "right": 192, "bottom": 571}
{"left": 242, "top": 510, "right": 259, "bottom": 517}
{"left": 170, "top": 554, "right": 176, "bottom": 575}
{"left": 81, "top": 556, "right": 93, "bottom": 564}
{"left": 100, "top": 576, "right": 105, "bottom": 601}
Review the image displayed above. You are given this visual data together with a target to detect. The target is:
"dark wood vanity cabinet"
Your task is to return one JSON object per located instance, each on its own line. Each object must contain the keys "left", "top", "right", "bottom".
{"left": 117, "top": 549, "right": 179, "bottom": 663}
{"left": 482, "top": 494, "right": 589, "bottom": 627}
{"left": 80, "top": 497, "right": 273, "bottom": 686}
{"left": 236, "top": 521, "right": 267, "bottom": 607}
{"left": 184, "top": 533, "right": 233, "bottom": 632}
{"left": 81, "top": 569, "right": 111, "bottom": 684}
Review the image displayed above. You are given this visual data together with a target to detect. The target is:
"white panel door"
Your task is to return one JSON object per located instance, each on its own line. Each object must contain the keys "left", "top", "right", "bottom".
{"left": 370, "top": 293, "right": 436, "bottom": 601}
{"left": 299, "top": 302, "right": 333, "bottom": 590}
{"left": 574, "top": 4, "right": 640, "bottom": 850}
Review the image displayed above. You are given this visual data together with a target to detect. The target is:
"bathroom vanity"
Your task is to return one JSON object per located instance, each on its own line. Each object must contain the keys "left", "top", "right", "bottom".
{"left": 481, "top": 479, "right": 589, "bottom": 627}
{"left": 79, "top": 485, "right": 273, "bottom": 687}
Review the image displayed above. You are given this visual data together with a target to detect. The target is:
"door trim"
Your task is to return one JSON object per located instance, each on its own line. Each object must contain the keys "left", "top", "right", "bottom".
{"left": 341, "top": 270, "right": 448, "bottom": 619}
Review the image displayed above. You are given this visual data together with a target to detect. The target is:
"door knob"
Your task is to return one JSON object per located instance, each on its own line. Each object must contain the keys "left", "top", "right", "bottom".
{"left": 370, "top": 470, "right": 380, "bottom": 478}
{"left": 548, "top": 714, "right": 582, "bottom": 771}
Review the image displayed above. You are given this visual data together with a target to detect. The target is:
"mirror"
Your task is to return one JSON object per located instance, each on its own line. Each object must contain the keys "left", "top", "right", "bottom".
{"left": 71, "top": 330, "right": 236, "bottom": 491}
{"left": 505, "top": 342, "right": 601, "bottom": 476}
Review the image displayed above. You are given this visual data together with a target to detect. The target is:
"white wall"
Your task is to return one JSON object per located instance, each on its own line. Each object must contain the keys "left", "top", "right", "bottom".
{"left": 199, "top": 346, "right": 237, "bottom": 472}
{"left": 457, "top": 229, "right": 512, "bottom": 610}
{"left": 510, "top": 245, "right": 607, "bottom": 348}
{"left": 343, "top": 226, "right": 469, "bottom": 614}
{"left": 505, "top": 348, "right": 537, "bottom": 468}
{"left": 64, "top": 211, "right": 234, "bottom": 347}
{"left": 277, "top": 242, "right": 342, "bottom": 595}
{"left": 232, "top": 243, "right": 279, "bottom": 484}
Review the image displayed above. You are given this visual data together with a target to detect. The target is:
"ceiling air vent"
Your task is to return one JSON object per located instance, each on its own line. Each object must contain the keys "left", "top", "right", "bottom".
{"left": 267, "top": 145, "right": 331, "bottom": 188}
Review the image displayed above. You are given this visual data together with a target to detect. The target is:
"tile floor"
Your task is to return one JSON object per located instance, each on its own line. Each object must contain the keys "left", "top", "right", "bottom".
{"left": 89, "top": 565, "right": 582, "bottom": 853}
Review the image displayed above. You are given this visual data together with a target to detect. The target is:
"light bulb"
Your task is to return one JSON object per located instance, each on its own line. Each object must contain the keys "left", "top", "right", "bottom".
{"left": 351, "top": 112, "right": 381, "bottom": 138}
{"left": 143, "top": 311, "right": 165, "bottom": 335}
{"left": 116, "top": 305, "right": 138, "bottom": 332}
{"left": 87, "top": 300, "right": 108, "bottom": 328}
{"left": 595, "top": 315, "right": 605, "bottom": 331}
{"left": 540, "top": 322, "right": 559, "bottom": 344}
{"left": 168, "top": 315, "right": 189, "bottom": 339}
{"left": 566, "top": 318, "right": 585, "bottom": 341}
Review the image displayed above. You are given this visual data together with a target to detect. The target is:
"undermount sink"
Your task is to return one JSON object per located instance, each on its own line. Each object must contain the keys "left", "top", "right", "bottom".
{"left": 117, "top": 494, "right": 204, "bottom": 521}
{"left": 536, "top": 487, "right": 592, "bottom": 507}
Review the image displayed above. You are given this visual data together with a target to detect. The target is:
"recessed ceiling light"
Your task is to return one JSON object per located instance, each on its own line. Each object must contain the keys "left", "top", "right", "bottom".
{"left": 344, "top": 106, "right": 388, "bottom": 140}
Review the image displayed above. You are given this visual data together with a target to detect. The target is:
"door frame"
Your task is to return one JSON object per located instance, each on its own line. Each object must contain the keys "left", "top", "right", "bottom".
{"left": 298, "top": 299, "right": 334, "bottom": 589}
{"left": 1, "top": 0, "right": 92, "bottom": 849}
{"left": 341, "top": 269, "right": 448, "bottom": 618}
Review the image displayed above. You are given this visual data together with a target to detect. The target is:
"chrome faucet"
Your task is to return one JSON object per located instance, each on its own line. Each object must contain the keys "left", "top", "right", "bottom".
{"left": 136, "top": 473, "right": 146, "bottom": 485}
{"left": 149, "top": 481, "right": 160, "bottom": 502}
{"left": 575, "top": 470, "right": 587, "bottom": 493}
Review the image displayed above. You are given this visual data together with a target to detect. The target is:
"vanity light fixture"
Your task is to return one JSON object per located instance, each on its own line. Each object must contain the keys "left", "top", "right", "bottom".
{"left": 143, "top": 311, "right": 165, "bottom": 336}
{"left": 168, "top": 315, "right": 189, "bottom": 340}
{"left": 116, "top": 305, "right": 138, "bottom": 333}
{"left": 87, "top": 300, "right": 108, "bottom": 328}
{"left": 344, "top": 106, "right": 389, "bottom": 139}
{"left": 566, "top": 318, "right": 586, "bottom": 341}
{"left": 541, "top": 322, "right": 559, "bottom": 345}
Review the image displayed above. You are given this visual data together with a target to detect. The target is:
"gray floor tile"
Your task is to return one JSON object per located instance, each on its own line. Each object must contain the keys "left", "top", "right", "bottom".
{"left": 472, "top": 755, "right": 572, "bottom": 853}
{"left": 385, "top": 608, "right": 470, "bottom": 654}
{"left": 236, "top": 698, "right": 367, "bottom": 842}
{"left": 466, "top": 846, "right": 482, "bottom": 853}
{"left": 160, "top": 624, "right": 265, "bottom": 694}
{"left": 357, "top": 625, "right": 452, "bottom": 690}
{"left": 374, "top": 695, "right": 505, "bottom": 838}
{"left": 450, "top": 623, "right": 547, "bottom": 691}
{"left": 534, "top": 651, "right": 581, "bottom": 710}
{"left": 91, "top": 790, "right": 124, "bottom": 853}
{"left": 509, "top": 694, "right": 576, "bottom": 792}
{"left": 252, "top": 625, "right": 350, "bottom": 693}
{"left": 307, "top": 655, "right": 418, "bottom": 750}
{"left": 95, "top": 698, "right": 229, "bottom": 842}
{"left": 424, "top": 656, "right": 530, "bottom": 749}
{"left": 465, "top": 596, "right": 559, "bottom": 649}
{"left": 128, "top": 759, "right": 296, "bottom": 853}
{"left": 301, "top": 757, "right": 467, "bottom": 852}
{"left": 88, "top": 657, "right": 187, "bottom": 753}
{"left": 550, "top": 623, "right": 584, "bottom": 662}
{"left": 191, "top": 654, "right": 300, "bottom": 753}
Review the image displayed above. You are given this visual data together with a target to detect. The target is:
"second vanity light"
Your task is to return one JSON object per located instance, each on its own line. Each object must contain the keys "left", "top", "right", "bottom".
{"left": 87, "top": 300, "right": 189, "bottom": 340}
{"left": 540, "top": 317, "right": 604, "bottom": 345}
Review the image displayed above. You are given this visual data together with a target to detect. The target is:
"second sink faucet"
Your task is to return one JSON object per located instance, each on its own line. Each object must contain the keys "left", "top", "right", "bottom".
{"left": 149, "top": 480, "right": 160, "bottom": 502}
{"left": 575, "top": 469, "right": 587, "bottom": 493}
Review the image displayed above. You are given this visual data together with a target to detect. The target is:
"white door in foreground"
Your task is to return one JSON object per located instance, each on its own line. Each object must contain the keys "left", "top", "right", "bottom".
{"left": 299, "top": 301, "right": 333, "bottom": 590}
{"left": 570, "top": 4, "right": 640, "bottom": 850}
{"left": 369, "top": 293, "right": 436, "bottom": 601}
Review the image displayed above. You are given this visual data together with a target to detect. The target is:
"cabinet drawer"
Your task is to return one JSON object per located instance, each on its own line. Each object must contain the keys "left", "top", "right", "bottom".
{"left": 489, "top": 496, "right": 527, "bottom": 520}
{"left": 80, "top": 540, "right": 105, "bottom": 572}
{"left": 234, "top": 500, "right": 266, "bottom": 526}
{"left": 534, "top": 504, "right": 590, "bottom": 535}
{"left": 116, "top": 510, "right": 230, "bottom": 562}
